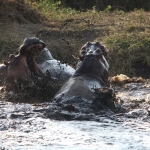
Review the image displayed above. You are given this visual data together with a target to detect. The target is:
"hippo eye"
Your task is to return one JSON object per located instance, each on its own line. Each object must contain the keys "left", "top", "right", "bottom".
{"left": 81, "top": 47, "right": 86, "bottom": 51}
{"left": 86, "top": 41, "right": 92, "bottom": 47}
{"left": 95, "top": 41, "right": 100, "bottom": 47}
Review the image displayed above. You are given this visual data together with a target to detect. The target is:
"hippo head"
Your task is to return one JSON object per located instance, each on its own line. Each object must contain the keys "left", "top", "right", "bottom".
{"left": 74, "top": 42, "right": 109, "bottom": 85}
{"left": 19, "top": 37, "right": 45, "bottom": 56}
{"left": 4, "top": 37, "right": 46, "bottom": 91}
{"left": 80, "top": 41, "right": 109, "bottom": 71}
{"left": 80, "top": 41, "right": 108, "bottom": 58}
{"left": 74, "top": 49, "right": 106, "bottom": 76}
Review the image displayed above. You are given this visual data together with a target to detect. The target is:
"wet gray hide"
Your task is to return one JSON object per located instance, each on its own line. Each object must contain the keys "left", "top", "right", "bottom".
{"left": 54, "top": 74, "right": 106, "bottom": 101}
{"left": 35, "top": 48, "right": 75, "bottom": 82}
{"left": 54, "top": 52, "right": 109, "bottom": 102}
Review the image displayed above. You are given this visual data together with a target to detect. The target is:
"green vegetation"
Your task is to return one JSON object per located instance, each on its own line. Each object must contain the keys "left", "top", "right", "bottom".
{"left": 58, "top": 0, "right": 150, "bottom": 11}
{"left": 0, "top": 0, "right": 150, "bottom": 77}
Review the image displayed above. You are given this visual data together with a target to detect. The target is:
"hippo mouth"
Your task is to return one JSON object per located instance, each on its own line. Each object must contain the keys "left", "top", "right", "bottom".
{"left": 80, "top": 48, "right": 102, "bottom": 61}
{"left": 25, "top": 43, "right": 44, "bottom": 56}
{"left": 79, "top": 41, "right": 109, "bottom": 62}
{"left": 19, "top": 37, "right": 46, "bottom": 56}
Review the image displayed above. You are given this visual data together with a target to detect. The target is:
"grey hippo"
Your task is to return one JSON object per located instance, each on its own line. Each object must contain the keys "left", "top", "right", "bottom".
{"left": 35, "top": 48, "right": 75, "bottom": 82}
{"left": 0, "top": 37, "right": 45, "bottom": 91}
{"left": 54, "top": 41, "right": 109, "bottom": 101}
{"left": 46, "top": 42, "right": 122, "bottom": 120}
{"left": 0, "top": 37, "right": 75, "bottom": 91}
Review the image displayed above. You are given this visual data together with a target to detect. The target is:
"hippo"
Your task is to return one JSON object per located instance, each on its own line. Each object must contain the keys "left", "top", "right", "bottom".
{"left": 35, "top": 48, "right": 75, "bottom": 82}
{"left": 80, "top": 41, "right": 109, "bottom": 71}
{"left": 80, "top": 41, "right": 108, "bottom": 56}
{"left": 46, "top": 42, "right": 122, "bottom": 119}
{"left": 54, "top": 41, "right": 109, "bottom": 101}
{"left": 3, "top": 37, "right": 45, "bottom": 91}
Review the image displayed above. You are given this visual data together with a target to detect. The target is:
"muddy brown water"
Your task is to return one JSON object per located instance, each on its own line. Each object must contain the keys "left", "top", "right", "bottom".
{"left": 0, "top": 81, "right": 150, "bottom": 150}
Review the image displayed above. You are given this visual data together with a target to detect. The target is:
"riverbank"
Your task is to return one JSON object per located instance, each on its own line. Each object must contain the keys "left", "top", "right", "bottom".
{"left": 0, "top": 0, "right": 150, "bottom": 77}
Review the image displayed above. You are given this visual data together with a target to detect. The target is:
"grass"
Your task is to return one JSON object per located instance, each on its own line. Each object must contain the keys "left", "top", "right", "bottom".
{"left": 0, "top": 0, "right": 150, "bottom": 77}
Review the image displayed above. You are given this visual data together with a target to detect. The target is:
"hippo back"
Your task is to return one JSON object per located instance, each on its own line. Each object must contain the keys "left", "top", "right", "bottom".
{"left": 54, "top": 74, "right": 105, "bottom": 101}
{"left": 54, "top": 55, "right": 108, "bottom": 101}
{"left": 38, "top": 59, "right": 75, "bottom": 81}
{"left": 35, "top": 48, "right": 53, "bottom": 63}
{"left": 36, "top": 48, "right": 75, "bottom": 82}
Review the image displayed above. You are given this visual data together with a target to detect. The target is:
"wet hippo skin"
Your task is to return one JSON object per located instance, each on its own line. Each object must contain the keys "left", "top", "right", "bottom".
{"left": 0, "top": 37, "right": 75, "bottom": 91}
{"left": 54, "top": 41, "right": 109, "bottom": 101}
{"left": 35, "top": 48, "right": 75, "bottom": 82}
{"left": 3, "top": 37, "right": 45, "bottom": 91}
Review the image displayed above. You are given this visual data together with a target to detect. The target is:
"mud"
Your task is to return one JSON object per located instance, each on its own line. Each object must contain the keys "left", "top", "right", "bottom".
{"left": 0, "top": 79, "right": 150, "bottom": 149}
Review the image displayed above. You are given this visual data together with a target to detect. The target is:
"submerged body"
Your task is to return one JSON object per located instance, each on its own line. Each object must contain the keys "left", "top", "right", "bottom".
{"left": 55, "top": 74, "right": 105, "bottom": 100}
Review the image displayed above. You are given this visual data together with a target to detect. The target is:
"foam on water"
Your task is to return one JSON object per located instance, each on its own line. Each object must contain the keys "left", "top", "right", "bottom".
{"left": 1, "top": 118, "right": 150, "bottom": 150}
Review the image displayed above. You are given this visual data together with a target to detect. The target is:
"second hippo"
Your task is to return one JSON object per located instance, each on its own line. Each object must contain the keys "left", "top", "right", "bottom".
{"left": 35, "top": 48, "right": 75, "bottom": 82}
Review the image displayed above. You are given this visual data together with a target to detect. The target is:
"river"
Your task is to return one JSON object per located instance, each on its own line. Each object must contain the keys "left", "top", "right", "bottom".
{"left": 0, "top": 81, "right": 150, "bottom": 150}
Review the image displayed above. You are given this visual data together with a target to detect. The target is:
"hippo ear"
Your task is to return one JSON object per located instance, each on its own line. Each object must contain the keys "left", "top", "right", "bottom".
{"left": 3, "top": 60, "right": 9, "bottom": 67}
{"left": 95, "top": 41, "right": 100, "bottom": 46}
{"left": 9, "top": 54, "right": 15, "bottom": 61}
{"left": 100, "top": 45, "right": 108, "bottom": 56}
{"left": 81, "top": 46, "right": 86, "bottom": 51}
{"left": 79, "top": 56, "right": 84, "bottom": 61}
